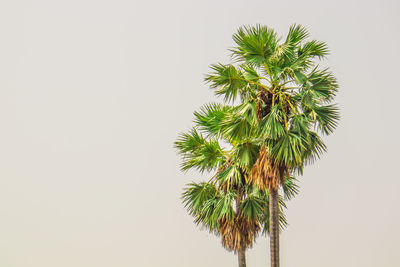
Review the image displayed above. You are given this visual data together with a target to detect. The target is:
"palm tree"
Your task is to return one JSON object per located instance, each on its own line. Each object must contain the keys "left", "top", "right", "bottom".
{"left": 175, "top": 103, "right": 299, "bottom": 267}
{"left": 204, "top": 24, "right": 339, "bottom": 267}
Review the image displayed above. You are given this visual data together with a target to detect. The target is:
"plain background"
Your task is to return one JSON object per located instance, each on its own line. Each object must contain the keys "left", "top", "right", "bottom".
{"left": 0, "top": 0, "right": 399, "bottom": 266}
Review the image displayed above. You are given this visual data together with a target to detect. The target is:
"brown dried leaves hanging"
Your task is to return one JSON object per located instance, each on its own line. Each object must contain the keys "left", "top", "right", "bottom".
{"left": 219, "top": 212, "right": 260, "bottom": 252}
{"left": 249, "top": 147, "right": 288, "bottom": 190}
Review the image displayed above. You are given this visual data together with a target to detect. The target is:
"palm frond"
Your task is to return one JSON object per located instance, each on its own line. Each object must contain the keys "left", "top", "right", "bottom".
{"left": 213, "top": 191, "right": 236, "bottom": 221}
{"left": 220, "top": 111, "right": 253, "bottom": 143}
{"left": 259, "top": 105, "right": 286, "bottom": 140}
{"left": 174, "top": 128, "right": 205, "bottom": 153}
{"left": 231, "top": 24, "right": 279, "bottom": 67}
{"left": 289, "top": 114, "right": 311, "bottom": 135}
{"left": 285, "top": 24, "right": 309, "bottom": 46}
{"left": 311, "top": 104, "right": 340, "bottom": 135}
{"left": 196, "top": 197, "right": 219, "bottom": 231}
{"left": 193, "top": 103, "right": 233, "bottom": 138}
{"left": 302, "top": 131, "right": 327, "bottom": 164}
{"left": 216, "top": 164, "right": 242, "bottom": 187}
{"left": 270, "top": 131, "right": 308, "bottom": 168}
{"left": 240, "top": 196, "right": 264, "bottom": 220}
{"left": 298, "top": 40, "right": 329, "bottom": 59}
{"left": 241, "top": 63, "right": 262, "bottom": 82}
{"left": 282, "top": 176, "right": 299, "bottom": 200}
{"left": 305, "top": 67, "right": 338, "bottom": 101}
{"left": 182, "top": 182, "right": 218, "bottom": 216}
{"left": 205, "top": 63, "right": 247, "bottom": 102}
{"left": 232, "top": 142, "right": 260, "bottom": 172}
{"left": 174, "top": 128, "right": 225, "bottom": 172}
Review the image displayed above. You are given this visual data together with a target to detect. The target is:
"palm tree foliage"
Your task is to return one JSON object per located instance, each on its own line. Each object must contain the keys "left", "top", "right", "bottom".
{"left": 175, "top": 103, "right": 299, "bottom": 253}
{"left": 202, "top": 24, "right": 339, "bottom": 267}
{"left": 175, "top": 24, "right": 337, "bottom": 267}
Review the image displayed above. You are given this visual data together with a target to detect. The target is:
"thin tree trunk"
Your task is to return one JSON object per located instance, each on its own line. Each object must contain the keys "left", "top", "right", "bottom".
{"left": 269, "top": 188, "right": 279, "bottom": 267}
{"left": 238, "top": 247, "right": 246, "bottom": 267}
{"left": 236, "top": 183, "right": 246, "bottom": 267}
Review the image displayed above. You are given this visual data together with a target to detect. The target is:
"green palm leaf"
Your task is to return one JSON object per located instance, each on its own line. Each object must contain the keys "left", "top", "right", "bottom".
{"left": 312, "top": 104, "right": 340, "bottom": 135}
{"left": 182, "top": 182, "right": 218, "bottom": 216}
{"left": 270, "top": 131, "right": 308, "bottom": 167}
{"left": 231, "top": 24, "right": 279, "bottom": 67}
{"left": 205, "top": 64, "right": 247, "bottom": 102}
{"left": 282, "top": 176, "right": 300, "bottom": 200}
{"left": 193, "top": 103, "right": 233, "bottom": 138}
{"left": 213, "top": 191, "right": 236, "bottom": 221}
{"left": 240, "top": 196, "right": 264, "bottom": 220}
{"left": 174, "top": 128, "right": 225, "bottom": 172}
{"left": 233, "top": 141, "right": 260, "bottom": 172}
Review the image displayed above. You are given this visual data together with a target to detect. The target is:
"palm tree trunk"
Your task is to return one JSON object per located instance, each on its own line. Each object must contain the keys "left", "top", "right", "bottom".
{"left": 238, "top": 247, "right": 246, "bottom": 267}
{"left": 269, "top": 188, "right": 279, "bottom": 267}
{"left": 236, "top": 184, "right": 246, "bottom": 267}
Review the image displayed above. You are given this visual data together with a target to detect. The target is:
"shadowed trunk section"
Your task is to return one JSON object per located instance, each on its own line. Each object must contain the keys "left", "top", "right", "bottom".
{"left": 238, "top": 248, "right": 246, "bottom": 267}
{"left": 269, "top": 188, "right": 279, "bottom": 267}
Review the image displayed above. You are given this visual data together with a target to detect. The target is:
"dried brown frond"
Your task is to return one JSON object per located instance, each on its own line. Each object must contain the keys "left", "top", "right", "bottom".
{"left": 219, "top": 212, "right": 260, "bottom": 252}
{"left": 249, "top": 147, "right": 288, "bottom": 190}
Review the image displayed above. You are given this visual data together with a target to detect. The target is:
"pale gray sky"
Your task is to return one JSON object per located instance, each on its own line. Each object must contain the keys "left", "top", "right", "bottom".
{"left": 0, "top": 0, "right": 399, "bottom": 266}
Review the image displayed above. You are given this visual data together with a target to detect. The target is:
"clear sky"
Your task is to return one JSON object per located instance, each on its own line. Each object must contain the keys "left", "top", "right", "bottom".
{"left": 0, "top": 0, "right": 399, "bottom": 266}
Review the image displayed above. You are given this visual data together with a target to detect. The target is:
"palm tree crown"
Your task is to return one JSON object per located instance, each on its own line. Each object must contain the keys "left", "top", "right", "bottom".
{"left": 205, "top": 24, "right": 339, "bottom": 186}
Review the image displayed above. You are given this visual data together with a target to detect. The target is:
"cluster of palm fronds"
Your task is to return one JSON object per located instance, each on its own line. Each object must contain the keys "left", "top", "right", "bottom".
{"left": 175, "top": 102, "right": 299, "bottom": 252}
{"left": 175, "top": 24, "right": 338, "bottom": 266}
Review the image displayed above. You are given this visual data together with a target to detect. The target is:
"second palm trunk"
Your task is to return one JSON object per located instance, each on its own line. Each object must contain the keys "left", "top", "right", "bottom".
{"left": 238, "top": 248, "right": 246, "bottom": 267}
{"left": 269, "top": 188, "right": 279, "bottom": 267}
